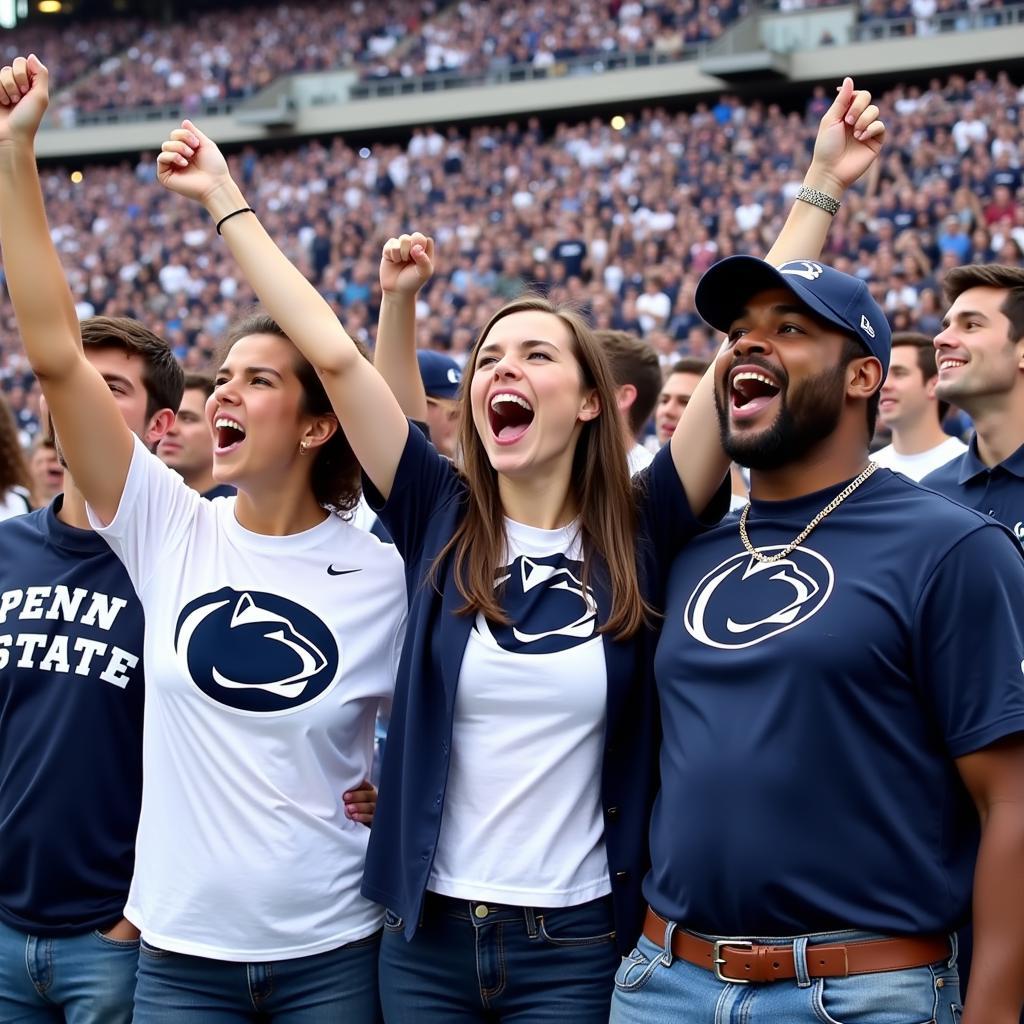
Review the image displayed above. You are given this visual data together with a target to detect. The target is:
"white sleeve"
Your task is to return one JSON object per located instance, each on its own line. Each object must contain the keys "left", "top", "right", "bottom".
{"left": 87, "top": 434, "right": 202, "bottom": 593}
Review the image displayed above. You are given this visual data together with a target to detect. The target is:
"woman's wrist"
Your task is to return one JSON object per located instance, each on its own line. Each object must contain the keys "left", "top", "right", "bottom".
{"left": 202, "top": 178, "right": 248, "bottom": 222}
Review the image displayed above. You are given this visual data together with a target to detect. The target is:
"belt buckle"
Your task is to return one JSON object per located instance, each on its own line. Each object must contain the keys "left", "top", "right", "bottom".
{"left": 713, "top": 939, "right": 753, "bottom": 984}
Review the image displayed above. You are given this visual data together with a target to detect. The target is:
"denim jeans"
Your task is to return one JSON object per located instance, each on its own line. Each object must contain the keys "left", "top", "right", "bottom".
{"left": 0, "top": 918, "right": 138, "bottom": 1023}
{"left": 133, "top": 931, "right": 382, "bottom": 1023}
{"left": 379, "top": 892, "right": 620, "bottom": 1022}
{"left": 610, "top": 928, "right": 963, "bottom": 1024}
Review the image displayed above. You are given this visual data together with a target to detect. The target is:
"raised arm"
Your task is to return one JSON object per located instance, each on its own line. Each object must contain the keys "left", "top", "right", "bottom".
{"left": 157, "top": 121, "right": 409, "bottom": 499}
{"left": 0, "top": 56, "right": 136, "bottom": 523}
{"left": 670, "top": 77, "right": 886, "bottom": 514}
{"left": 765, "top": 76, "right": 884, "bottom": 267}
{"left": 374, "top": 233, "right": 435, "bottom": 423}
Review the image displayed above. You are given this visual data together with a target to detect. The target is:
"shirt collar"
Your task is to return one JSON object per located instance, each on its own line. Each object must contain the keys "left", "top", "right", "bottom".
{"left": 958, "top": 435, "right": 1024, "bottom": 483}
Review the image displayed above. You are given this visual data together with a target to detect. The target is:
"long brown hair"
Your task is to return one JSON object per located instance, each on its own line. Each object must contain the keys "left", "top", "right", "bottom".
{"left": 435, "top": 296, "right": 649, "bottom": 639}
{"left": 221, "top": 312, "right": 366, "bottom": 514}
{"left": 0, "top": 392, "right": 29, "bottom": 496}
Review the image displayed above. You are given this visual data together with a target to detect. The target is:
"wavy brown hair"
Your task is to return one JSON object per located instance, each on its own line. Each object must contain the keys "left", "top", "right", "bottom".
{"left": 0, "top": 392, "right": 29, "bottom": 496}
{"left": 221, "top": 312, "right": 368, "bottom": 514}
{"left": 434, "top": 296, "right": 649, "bottom": 639}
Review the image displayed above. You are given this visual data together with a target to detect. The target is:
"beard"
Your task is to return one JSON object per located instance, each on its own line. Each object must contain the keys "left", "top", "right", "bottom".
{"left": 716, "top": 361, "right": 847, "bottom": 471}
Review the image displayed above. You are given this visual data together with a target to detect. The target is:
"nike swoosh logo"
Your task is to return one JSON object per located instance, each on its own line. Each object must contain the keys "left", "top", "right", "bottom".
{"left": 327, "top": 566, "right": 362, "bottom": 576}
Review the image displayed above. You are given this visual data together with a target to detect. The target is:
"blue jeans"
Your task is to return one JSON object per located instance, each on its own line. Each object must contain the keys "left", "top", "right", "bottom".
{"left": 0, "top": 918, "right": 138, "bottom": 1023}
{"left": 379, "top": 893, "right": 620, "bottom": 1022}
{"left": 133, "top": 931, "right": 382, "bottom": 1023}
{"left": 610, "top": 929, "right": 963, "bottom": 1024}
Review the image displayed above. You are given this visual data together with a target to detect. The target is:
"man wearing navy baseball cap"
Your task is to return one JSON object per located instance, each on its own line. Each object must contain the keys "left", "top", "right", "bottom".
{"left": 611, "top": 257, "right": 1024, "bottom": 1024}
{"left": 416, "top": 350, "right": 462, "bottom": 459}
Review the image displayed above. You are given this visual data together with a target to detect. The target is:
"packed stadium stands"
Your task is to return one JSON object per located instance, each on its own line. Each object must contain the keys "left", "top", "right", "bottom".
{"left": 0, "top": 0, "right": 1019, "bottom": 444}
{"left": 0, "top": 59, "right": 1020, "bottom": 442}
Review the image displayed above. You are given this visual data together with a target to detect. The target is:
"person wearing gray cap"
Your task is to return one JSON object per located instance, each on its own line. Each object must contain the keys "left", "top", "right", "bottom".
{"left": 610, "top": 257, "right": 1024, "bottom": 1024}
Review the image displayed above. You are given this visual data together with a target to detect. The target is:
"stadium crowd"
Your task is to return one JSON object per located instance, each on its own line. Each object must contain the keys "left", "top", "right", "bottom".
{"left": 1, "top": 66, "right": 1021, "bottom": 443}
{"left": 4, "top": 0, "right": 995, "bottom": 121}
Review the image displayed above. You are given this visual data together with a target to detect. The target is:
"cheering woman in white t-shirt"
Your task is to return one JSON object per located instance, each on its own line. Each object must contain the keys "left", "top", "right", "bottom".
{"left": 0, "top": 56, "right": 404, "bottom": 1023}
{"left": 144, "top": 79, "right": 882, "bottom": 1023}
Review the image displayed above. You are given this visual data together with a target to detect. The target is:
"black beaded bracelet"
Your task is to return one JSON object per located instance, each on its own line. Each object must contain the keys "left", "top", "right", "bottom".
{"left": 215, "top": 207, "right": 255, "bottom": 235}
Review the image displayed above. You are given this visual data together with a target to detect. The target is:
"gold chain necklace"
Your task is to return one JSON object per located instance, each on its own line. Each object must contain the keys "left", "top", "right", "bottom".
{"left": 738, "top": 462, "right": 879, "bottom": 565}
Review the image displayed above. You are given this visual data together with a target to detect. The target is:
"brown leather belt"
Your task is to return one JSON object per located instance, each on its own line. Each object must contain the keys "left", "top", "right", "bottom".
{"left": 643, "top": 908, "right": 949, "bottom": 985}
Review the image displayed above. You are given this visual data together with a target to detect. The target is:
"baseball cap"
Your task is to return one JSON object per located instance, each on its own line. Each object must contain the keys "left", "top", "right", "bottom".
{"left": 694, "top": 256, "right": 891, "bottom": 374}
{"left": 417, "top": 350, "right": 463, "bottom": 399}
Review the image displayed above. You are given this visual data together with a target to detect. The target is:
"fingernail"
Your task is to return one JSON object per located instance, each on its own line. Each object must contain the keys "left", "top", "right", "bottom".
{"left": 189, "top": 135, "right": 199, "bottom": 147}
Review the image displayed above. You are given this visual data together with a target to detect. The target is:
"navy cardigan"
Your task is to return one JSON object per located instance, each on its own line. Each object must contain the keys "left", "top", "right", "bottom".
{"left": 362, "top": 426, "right": 722, "bottom": 953}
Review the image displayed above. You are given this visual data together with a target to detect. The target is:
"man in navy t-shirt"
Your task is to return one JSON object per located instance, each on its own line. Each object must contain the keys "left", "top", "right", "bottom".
{"left": 923, "top": 264, "right": 1024, "bottom": 542}
{"left": 611, "top": 258, "right": 1024, "bottom": 1024}
{"left": 158, "top": 372, "right": 236, "bottom": 500}
{"left": 0, "top": 317, "right": 182, "bottom": 1023}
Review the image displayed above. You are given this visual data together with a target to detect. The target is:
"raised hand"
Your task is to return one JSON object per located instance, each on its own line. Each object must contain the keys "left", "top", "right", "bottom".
{"left": 380, "top": 232, "right": 435, "bottom": 296}
{"left": 810, "top": 77, "right": 886, "bottom": 194}
{"left": 0, "top": 55, "right": 50, "bottom": 145}
{"left": 156, "top": 119, "right": 232, "bottom": 205}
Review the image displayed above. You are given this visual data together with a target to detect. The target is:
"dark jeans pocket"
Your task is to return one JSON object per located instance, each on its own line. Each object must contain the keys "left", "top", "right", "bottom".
{"left": 536, "top": 896, "right": 616, "bottom": 947}
{"left": 383, "top": 910, "right": 404, "bottom": 933}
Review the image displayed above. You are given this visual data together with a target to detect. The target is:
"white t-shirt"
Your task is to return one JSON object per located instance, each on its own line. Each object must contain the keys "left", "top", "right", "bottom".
{"left": 89, "top": 438, "right": 406, "bottom": 961}
{"left": 628, "top": 442, "right": 654, "bottom": 476}
{"left": 428, "top": 519, "right": 610, "bottom": 907}
{"left": 870, "top": 436, "right": 967, "bottom": 482}
{"left": 0, "top": 486, "right": 31, "bottom": 521}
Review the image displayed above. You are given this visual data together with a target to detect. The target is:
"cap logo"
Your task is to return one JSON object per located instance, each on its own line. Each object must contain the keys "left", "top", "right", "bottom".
{"left": 779, "top": 260, "right": 824, "bottom": 281}
{"left": 860, "top": 314, "right": 876, "bottom": 339}
{"left": 447, "top": 368, "right": 461, "bottom": 384}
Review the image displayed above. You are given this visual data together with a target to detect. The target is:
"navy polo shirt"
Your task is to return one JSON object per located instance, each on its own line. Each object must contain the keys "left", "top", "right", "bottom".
{"left": 362, "top": 424, "right": 726, "bottom": 953}
{"left": 0, "top": 498, "right": 145, "bottom": 935}
{"left": 646, "top": 469, "right": 1024, "bottom": 937}
{"left": 922, "top": 438, "right": 1024, "bottom": 543}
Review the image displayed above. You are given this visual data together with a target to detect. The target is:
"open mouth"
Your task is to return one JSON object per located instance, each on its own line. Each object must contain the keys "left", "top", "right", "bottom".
{"left": 214, "top": 416, "right": 247, "bottom": 454}
{"left": 730, "top": 369, "right": 781, "bottom": 419}
{"left": 488, "top": 392, "right": 535, "bottom": 445}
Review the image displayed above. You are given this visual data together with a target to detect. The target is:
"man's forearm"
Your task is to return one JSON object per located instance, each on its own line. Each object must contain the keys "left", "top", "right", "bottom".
{"left": 963, "top": 801, "right": 1024, "bottom": 1024}
{"left": 764, "top": 165, "right": 844, "bottom": 268}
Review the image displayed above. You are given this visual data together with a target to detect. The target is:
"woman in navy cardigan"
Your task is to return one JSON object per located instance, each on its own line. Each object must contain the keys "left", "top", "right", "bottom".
{"left": 363, "top": 264, "right": 730, "bottom": 1024}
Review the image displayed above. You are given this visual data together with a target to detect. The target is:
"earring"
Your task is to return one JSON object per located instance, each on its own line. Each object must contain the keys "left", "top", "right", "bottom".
{"left": 299, "top": 440, "right": 310, "bottom": 454}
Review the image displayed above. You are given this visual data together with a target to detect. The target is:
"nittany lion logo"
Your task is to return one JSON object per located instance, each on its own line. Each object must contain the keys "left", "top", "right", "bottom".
{"left": 684, "top": 547, "right": 834, "bottom": 649}
{"left": 174, "top": 588, "right": 340, "bottom": 714}
{"left": 474, "top": 554, "right": 599, "bottom": 655}
{"left": 779, "top": 260, "right": 824, "bottom": 281}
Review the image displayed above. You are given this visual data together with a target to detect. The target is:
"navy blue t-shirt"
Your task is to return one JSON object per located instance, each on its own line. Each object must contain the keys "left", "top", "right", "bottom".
{"left": 0, "top": 498, "right": 145, "bottom": 935}
{"left": 646, "top": 469, "right": 1024, "bottom": 937}
{"left": 202, "top": 483, "right": 236, "bottom": 500}
{"left": 923, "top": 438, "right": 1024, "bottom": 545}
